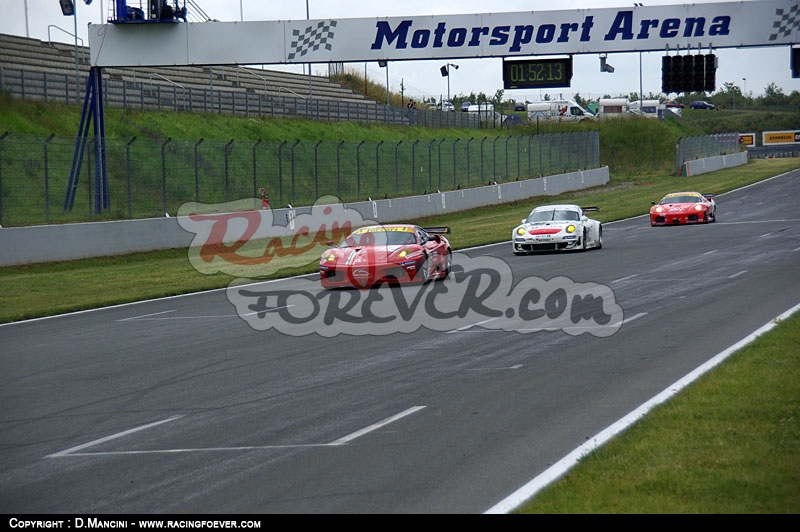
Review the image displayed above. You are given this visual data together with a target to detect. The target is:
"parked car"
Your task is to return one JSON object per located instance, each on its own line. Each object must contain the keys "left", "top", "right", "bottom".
{"left": 514, "top": 101, "right": 525, "bottom": 111}
{"left": 442, "top": 101, "right": 455, "bottom": 112}
{"left": 460, "top": 101, "right": 472, "bottom": 112}
{"left": 665, "top": 100, "right": 685, "bottom": 108}
{"left": 689, "top": 100, "right": 716, "bottom": 110}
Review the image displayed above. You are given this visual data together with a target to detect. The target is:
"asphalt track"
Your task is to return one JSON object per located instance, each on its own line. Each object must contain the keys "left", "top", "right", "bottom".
{"left": 1, "top": 169, "right": 799, "bottom": 514}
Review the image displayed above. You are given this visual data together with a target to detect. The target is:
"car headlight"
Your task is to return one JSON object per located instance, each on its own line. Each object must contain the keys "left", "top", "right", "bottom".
{"left": 516, "top": 227, "right": 526, "bottom": 236}
{"left": 694, "top": 204, "right": 704, "bottom": 211}
{"left": 325, "top": 253, "right": 336, "bottom": 262}
{"left": 566, "top": 225, "right": 576, "bottom": 233}
{"left": 397, "top": 249, "right": 409, "bottom": 259}
{"left": 654, "top": 206, "right": 663, "bottom": 213}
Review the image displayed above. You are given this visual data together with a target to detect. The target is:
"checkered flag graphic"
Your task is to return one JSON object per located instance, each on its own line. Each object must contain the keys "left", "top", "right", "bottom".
{"left": 770, "top": 4, "right": 800, "bottom": 41}
{"left": 288, "top": 20, "right": 337, "bottom": 60}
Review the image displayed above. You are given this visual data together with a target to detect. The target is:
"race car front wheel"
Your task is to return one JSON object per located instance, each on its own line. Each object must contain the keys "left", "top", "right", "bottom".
{"left": 419, "top": 255, "right": 430, "bottom": 284}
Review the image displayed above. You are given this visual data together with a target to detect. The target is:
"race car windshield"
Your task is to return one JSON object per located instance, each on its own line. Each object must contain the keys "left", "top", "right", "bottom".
{"left": 342, "top": 230, "right": 416, "bottom": 247}
{"left": 661, "top": 195, "right": 701, "bottom": 204}
{"left": 528, "top": 209, "right": 580, "bottom": 222}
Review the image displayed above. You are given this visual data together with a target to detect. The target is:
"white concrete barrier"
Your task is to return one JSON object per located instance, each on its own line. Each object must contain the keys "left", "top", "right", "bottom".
{"left": 0, "top": 167, "right": 609, "bottom": 266}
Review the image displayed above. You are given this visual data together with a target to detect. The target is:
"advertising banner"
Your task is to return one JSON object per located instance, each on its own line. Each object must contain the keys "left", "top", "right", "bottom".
{"left": 762, "top": 130, "right": 800, "bottom": 145}
{"left": 89, "top": 1, "right": 799, "bottom": 67}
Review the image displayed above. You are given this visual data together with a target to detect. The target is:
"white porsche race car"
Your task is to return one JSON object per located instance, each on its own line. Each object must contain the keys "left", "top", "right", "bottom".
{"left": 512, "top": 204, "right": 603, "bottom": 255}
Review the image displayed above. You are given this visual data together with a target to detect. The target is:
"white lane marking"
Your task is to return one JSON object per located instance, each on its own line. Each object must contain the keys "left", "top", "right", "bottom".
{"left": 446, "top": 317, "right": 501, "bottom": 333}
{"left": 611, "top": 274, "right": 638, "bottom": 284}
{"left": 517, "top": 313, "right": 646, "bottom": 333}
{"left": 56, "top": 444, "right": 332, "bottom": 456}
{"left": 117, "top": 306, "right": 292, "bottom": 321}
{"left": 46, "top": 408, "right": 427, "bottom": 457}
{"left": 728, "top": 270, "right": 748, "bottom": 279}
{"left": 622, "top": 312, "right": 647, "bottom": 324}
{"left": 701, "top": 250, "right": 718, "bottom": 255}
{"left": 118, "top": 310, "right": 175, "bottom": 321}
{"left": 46, "top": 415, "right": 183, "bottom": 458}
{"left": 712, "top": 218, "right": 800, "bottom": 225}
{"left": 484, "top": 301, "right": 800, "bottom": 514}
{"left": 467, "top": 365, "right": 523, "bottom": 371}
{"left": 329, "top": 406, "right": 427, "bottom": 446}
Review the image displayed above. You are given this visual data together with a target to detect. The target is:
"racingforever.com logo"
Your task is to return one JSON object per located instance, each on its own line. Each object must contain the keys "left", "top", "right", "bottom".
{"left": 178, "top": 196, "right": 624, "bottom": 337}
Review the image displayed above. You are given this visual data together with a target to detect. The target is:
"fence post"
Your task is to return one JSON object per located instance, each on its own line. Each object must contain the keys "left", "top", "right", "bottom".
{"left": 278, "top": 140, "right": 287, "bottom": 206}
{"left": 453, "top": 138, "right": 459, "bottom": 188}
{"left": 505, "top": 136, "right": 511, "bottom": 180}
{"left": 356, "top": 141, "right": 365, "bottom": 200}
{"left": 290, "top": 140, "right": 300, "bottom": 206}
{"left": 412, "top": 140, "right": 420, "bottom": 194}
{"left": 0, "top": 132, "right": 8, "bottom": 225}
{"left": 467, "top": 137, "right": 474, "bottom": 186}
{"left": 337, "top": 140, "right": 344, "bottom": 200}
{"left": 161, "top": 138, "right": 172, "bottom": 216}
{"left": 395, "top": 140, "right": 402, "bottom": 195}
{"left": 481, "top": 137, "right": 488, "bottom": 182}
{"left": 428, "top": 139, "right": 435, "bottom": 192}
{"left": 376, "top": 140, "right": 384, "bottom": 197}
{"left": 194, "top": 138, "right": 203, "bottom": 204}
{"left": 253, "top": 139, "right": 262, "bottom": 208}
{"left": 314, "top": 140, "right": 322, "bottom": 199}
{"left": 127, "top": 137, "right": 136, "bottom": 217}
{"left": 224, "top": 139, "right": 234, "bottom": 206}
{"left": 44, "top": 134, "right": 55, "bottom": 223}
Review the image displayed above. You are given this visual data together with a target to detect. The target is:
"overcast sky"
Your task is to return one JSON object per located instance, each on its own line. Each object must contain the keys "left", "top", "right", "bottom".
{"left": 2, "top": 0, "right": 797, "bottom": 103}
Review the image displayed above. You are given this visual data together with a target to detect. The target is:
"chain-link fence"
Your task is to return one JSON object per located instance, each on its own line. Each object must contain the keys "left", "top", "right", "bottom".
{"left": 0, "top": 131, "right": 600, "bottom": 227}
{"left": 675, "top": 133, "right": 740, "bottom": 174}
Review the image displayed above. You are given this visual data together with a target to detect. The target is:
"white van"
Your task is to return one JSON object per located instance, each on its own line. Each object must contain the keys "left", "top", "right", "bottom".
{"left": 526, "top": 100, "right": 593, "bottom": 122}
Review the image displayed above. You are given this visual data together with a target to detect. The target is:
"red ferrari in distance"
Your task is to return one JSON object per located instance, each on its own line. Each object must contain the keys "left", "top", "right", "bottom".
{"left": 650, "top": 191, "right": 717, "bottom": 226}
{"left": 320, "top": 224, "right": 452, "bottom": 288}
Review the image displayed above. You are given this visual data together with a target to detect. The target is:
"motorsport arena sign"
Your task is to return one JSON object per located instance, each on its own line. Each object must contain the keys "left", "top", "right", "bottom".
{"left": 88, "top": 1, "right": 798, "bottom": 68}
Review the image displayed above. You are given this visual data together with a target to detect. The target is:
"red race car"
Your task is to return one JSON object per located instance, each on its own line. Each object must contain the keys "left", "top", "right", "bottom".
{"left": 320, "top": 224, "right": 452, "bottom": 288}
{"left": 650, "top": 191, "right": 717, "bottom": 226}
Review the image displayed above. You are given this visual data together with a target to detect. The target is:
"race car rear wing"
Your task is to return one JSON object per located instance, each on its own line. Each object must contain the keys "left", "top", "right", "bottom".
{"left": 424, "top": 227, "right": 451, "bottom": 234}
{"left": 581, "top": 206, "right": 600, "bottom": 212}
{"left": 702, "top": 194, "right": 715, "bottom": 199}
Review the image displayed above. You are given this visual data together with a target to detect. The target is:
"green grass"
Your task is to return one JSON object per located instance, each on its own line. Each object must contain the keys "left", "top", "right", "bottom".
{"left": 519, "top": 310, "right": 800, "bottom": 514}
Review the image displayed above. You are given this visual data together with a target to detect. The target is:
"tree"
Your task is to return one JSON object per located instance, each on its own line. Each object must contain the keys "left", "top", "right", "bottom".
{"left": 573, "top": 93, "right": 589, "bottom": 108}
{"left": 490, "top": 89, "right": 504, "bottom": 108}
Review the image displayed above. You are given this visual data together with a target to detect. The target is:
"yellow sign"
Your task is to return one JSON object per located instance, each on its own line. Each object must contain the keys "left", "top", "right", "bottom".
{"left": 738, "top": 133, "right": 755, "bottom": 147}
{"left": 762, "top": 130, "right": 800, "bottom": 145}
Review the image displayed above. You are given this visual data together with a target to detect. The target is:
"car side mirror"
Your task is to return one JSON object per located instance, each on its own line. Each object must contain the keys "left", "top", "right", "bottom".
{"left": 521, "top": 219, "right": 526, "bottom": 224}
{"left": 650, "top": 201, "right": 656, "bottom": 205}
{"left": 326, "top": 240, "right": 335, "bottom": 246}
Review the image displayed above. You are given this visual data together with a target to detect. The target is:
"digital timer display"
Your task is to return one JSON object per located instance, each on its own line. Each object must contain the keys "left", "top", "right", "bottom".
{"left": 502, "top": 57, "right": 573, "bottom": 89}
